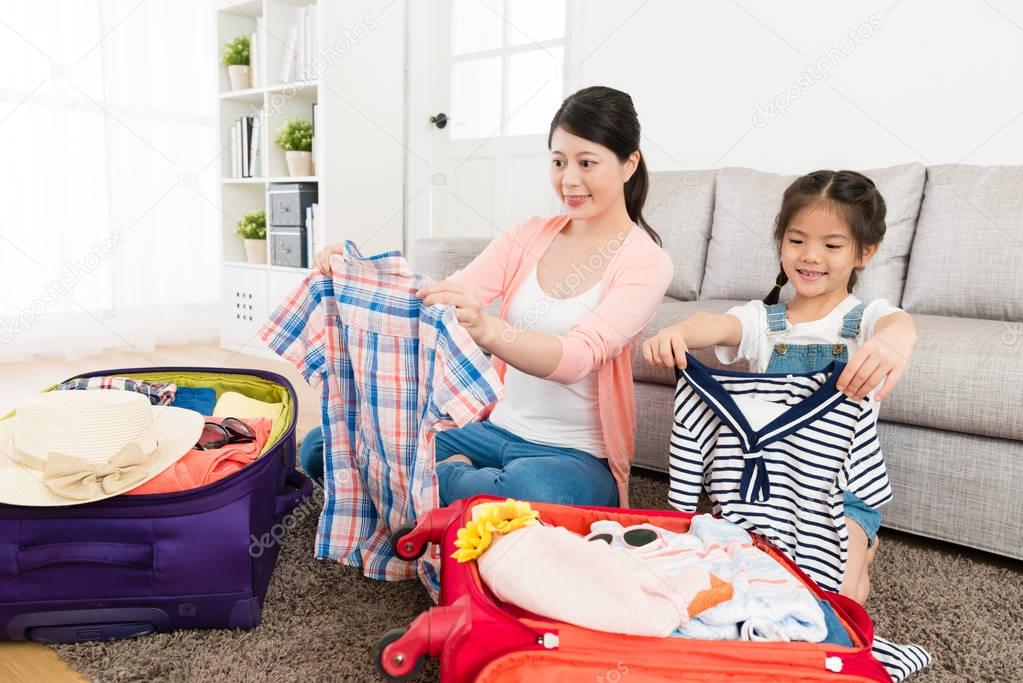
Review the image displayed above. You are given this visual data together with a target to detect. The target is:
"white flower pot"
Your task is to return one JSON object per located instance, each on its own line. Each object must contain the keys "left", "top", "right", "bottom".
{"left": 228, "top": 64, "right": 251, "bottom": 91}
{"left": 244, "top": 238, "right": 267, "bottom": 264}
{"left": 285, "top": 150, "right": 313, "bottom": 177}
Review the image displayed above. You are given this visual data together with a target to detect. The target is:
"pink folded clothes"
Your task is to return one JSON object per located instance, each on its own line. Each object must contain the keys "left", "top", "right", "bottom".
{"left": 477, "top": 523, "right": 732, "bottom": 637}
{"left": 126, "top": 417, "right": 271, "bottom": 495}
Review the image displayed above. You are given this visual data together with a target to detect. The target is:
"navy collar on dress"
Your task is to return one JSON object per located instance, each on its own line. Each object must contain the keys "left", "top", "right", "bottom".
{"left": 675, "top": 353, "right": 849, "bottom": 452}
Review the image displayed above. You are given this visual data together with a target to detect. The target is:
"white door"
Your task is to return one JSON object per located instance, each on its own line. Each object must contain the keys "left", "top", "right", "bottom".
{"left": 405, "top": 0, "right": 569, "bottom": 252}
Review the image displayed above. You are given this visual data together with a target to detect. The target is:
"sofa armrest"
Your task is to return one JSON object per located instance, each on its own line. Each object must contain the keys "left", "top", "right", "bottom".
{"left": 410, "top": 237, "right": 490, "bottom": 281}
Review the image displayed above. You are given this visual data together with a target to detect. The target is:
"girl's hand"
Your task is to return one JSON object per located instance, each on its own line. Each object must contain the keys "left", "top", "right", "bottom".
{"left": 416, "top": 280, "right": 491, "bottom": 343}
{"left": 312, "top": 244, "right": 348, "bottom": 275}
{"left": 838, "top": 334, "right": 910, "bottom": 402}
{"left": 642, "top": 324, "right": 690, "bottom": 369}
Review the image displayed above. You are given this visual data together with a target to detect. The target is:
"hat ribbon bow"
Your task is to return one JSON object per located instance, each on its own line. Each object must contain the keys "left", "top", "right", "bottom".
{"left": 10, "top": 442, "right": 153, "bottom": 500}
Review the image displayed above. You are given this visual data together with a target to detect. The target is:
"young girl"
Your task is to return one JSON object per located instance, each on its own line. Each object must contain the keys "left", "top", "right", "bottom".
{"left": 643, "top": 170, "right": 918, "bottom": 605}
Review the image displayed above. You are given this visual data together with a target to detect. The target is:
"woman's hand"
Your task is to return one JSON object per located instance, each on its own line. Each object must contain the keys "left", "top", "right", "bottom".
{"left": 838, "top": 316, "right": 916, "bottom": 401}
{"left": 312, "top": 243, "right": 347, "bottom": 275}
{"left": 642, "top": 323, "right": 690, "bottom": 369}
{"left": 416, "top": 280, "right": 493, "bottom": 344}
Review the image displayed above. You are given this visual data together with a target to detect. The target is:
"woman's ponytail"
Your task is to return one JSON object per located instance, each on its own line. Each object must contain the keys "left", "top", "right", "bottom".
{"left": 625, "top": 155, "right": 659, "bottom": 246}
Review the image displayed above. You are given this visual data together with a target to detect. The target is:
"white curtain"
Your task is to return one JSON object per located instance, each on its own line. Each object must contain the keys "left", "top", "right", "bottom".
{"left": 0, "top": 0, "right": 220, "bottom": 363}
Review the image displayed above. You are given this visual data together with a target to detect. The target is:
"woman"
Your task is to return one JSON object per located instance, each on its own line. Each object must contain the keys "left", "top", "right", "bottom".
{"left": 307, "top": 86, "right": 673, "bottom": 508}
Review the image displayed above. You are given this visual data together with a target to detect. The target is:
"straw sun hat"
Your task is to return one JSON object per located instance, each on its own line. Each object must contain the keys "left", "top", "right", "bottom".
{"left": 0, "top": 390, "right": 203, "bottom": 506}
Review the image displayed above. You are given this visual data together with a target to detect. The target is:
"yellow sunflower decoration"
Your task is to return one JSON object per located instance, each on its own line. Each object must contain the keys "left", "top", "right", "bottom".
{"left": 451, "top": 499, "right": 540, "bottom": 563}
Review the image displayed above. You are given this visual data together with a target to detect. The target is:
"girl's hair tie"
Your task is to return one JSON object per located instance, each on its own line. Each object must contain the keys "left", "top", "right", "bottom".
{"left": 773, "top": 283, "right": 783, "bottom": 290}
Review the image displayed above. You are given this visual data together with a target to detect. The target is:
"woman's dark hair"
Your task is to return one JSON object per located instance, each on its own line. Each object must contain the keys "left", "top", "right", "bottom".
{"left": 547, "top": 86, "right": 661, "bottom": 246}
{"left": 763, "top": 169, "right": 887, "bottom": 305}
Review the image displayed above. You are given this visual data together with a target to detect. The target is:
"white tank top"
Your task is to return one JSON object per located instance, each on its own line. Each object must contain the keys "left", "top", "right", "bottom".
{"left": 488, "top": 265, "right": 606, "bottom": 458}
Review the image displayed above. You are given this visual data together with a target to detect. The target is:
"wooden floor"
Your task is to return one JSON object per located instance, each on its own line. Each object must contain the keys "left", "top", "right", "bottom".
{"left": 0, "top": 341, "right": 320, "bottom": 682}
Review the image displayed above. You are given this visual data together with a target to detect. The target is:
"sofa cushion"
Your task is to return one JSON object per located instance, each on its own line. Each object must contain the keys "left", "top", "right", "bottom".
{"left": 902, "top": 164, "right": 1023, "bottom": 321}
{"left": 410, "top": 237, "right": 501, "bottom": 315}
{"left": 645, "top": 170, "right": 717, "bottom": 301}
{"left": 878, "top": 313, "right": 1023, "bottom": 441}
{"left": 699, "top": 164, "right": 925, "bottom": 306}
{"left": 631, "top": 298, "right": 747, "bottom": 386}
{"left": 411, "top": 237, "right": 490, "bottom": 282}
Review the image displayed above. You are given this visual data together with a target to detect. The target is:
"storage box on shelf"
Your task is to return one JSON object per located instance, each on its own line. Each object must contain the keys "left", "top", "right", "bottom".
{"left": 269, "top": 182, "right": 318, "bottom": 269}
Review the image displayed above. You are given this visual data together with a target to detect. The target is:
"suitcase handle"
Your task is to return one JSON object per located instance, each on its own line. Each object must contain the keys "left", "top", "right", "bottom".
{"left": 274, "top": 468, "right": 313, "bottom": 520}
{"left": 17, "top": 542, "right": 153, "bottom": 572}
{"left": 7, "top": 608, "right": 171, "bottom": 642}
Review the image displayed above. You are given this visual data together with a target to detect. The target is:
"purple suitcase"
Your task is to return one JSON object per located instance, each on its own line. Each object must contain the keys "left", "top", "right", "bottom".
{"left": 0, "top": 366, "right": 313, "bottom": 643}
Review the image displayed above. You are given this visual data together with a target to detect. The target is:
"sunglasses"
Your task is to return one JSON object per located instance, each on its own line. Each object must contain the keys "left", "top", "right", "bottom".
{"left": 194, "top": 417, "right": 255, "bottom": 451}
{"left": 586, "top": 524, "right": 666, "bottom": 552}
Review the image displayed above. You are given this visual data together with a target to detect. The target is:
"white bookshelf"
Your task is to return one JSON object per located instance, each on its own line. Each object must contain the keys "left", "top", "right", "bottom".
{"left": 215, "top": 0, "right": 324, "bottom": 359}
{"left": 212, "top": 0, "right": 406, "bottom": 360}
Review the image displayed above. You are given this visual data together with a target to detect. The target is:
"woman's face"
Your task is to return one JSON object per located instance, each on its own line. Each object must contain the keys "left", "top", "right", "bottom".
{"left": 780, "top": 202, "right": 877, "bottom": 299}
{"left": 549, "top": 127, "right": 638, "bottom": 221}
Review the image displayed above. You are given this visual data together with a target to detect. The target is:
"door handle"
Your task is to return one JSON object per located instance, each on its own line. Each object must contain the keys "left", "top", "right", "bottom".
{"left": 429, "top": 112, "right": 448, "bottom": 129}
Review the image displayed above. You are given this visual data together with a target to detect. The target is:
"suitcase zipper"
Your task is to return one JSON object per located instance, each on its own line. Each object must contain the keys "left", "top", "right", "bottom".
{"left": 539, "top": 632, "right": 559, "bottom": 649}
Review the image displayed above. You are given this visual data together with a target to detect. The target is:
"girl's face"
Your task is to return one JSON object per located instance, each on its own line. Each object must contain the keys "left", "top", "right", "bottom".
{"left": 780, "top": 202, "right": 878, "bottom": 299}
{"left": 549, "top": 127, "right": 638, "bottom": 221}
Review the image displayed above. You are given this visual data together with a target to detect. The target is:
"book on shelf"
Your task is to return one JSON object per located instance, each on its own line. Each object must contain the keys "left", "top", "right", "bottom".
{"left": 240, "top": 116, "right": 250, "bottom": 178}
{"left": 292, "top": 5, "right": 320, "bottom": 82}
{"left": 304, "top": 5, "right": 313, "bottom": 81}
{"left": 230, "top": 122, "right": 239, "bottom": 178}
{"left": 250, "top": 108, "right": 263, "bottom": 177}
{"left": 251, "top": 18, "right": 263, "bottom": 88}
{"left": 296, "top": 8, "right": 305, "bottom": 81}
{"left": 280, "top": 24, "right": 298, "bottom": 83}
{"left": 227, "top": 112, "right": 261, "bottom": 178}
{"left": 279, "top": 7, "right": 320, "bottom": 85}
{"left": 305, "top": 203, "right": 322, "bottom": 267}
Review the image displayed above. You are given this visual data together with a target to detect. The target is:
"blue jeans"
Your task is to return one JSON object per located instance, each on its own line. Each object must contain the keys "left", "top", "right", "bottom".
{"left": 435, "top": 421, "right": 618, "bottom": 507}
{"left": 301, "top": 421, "right": 618, "bottom": 507}
{"left": 844, "top": 490, "right": 882, "bottom": 547}
{"left": 299, "top": 426, "right": 325, "bottom": 485}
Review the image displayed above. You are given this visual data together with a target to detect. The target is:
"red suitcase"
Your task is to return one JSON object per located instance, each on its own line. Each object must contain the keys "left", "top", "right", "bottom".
{"left": 378, "top": 495, "right": 891, "bottom": 682}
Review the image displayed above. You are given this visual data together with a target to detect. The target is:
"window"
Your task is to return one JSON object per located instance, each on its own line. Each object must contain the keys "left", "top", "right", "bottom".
{"left": 0, "top": 0, "right": 219, "bottom": 361}
{"left": 448, "top": 0, "right": 566, "bottom": 140}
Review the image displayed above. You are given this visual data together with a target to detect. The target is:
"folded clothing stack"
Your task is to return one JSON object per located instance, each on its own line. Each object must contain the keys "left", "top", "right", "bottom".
{"left": 52, "top": 376, "right": 287, "bottom": 495}
{"left": 126, "top": 416, "right": 272, "bottom": 495}
{"left": 475, "top": 511, "right": 851, "bottom": 645}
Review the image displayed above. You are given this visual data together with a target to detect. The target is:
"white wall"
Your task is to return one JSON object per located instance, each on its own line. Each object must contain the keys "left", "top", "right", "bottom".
{"left": 564, "top": 0, "right": 1023, "bottom": 174}
{"left": 320, "top": 0, "right": 406, "bottom": 253}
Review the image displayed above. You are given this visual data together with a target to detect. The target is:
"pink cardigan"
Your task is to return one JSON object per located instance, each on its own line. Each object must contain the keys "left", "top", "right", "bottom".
{"left": 449, "top": 214, "right": 674, "bottom": 506}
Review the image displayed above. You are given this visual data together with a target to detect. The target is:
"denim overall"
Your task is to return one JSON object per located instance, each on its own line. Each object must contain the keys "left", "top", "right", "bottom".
{"left": 764, "top": 301, "right": 865, "bottom": 373}
{"left": 763, "top": 301, "right": 882, "bottom": 544}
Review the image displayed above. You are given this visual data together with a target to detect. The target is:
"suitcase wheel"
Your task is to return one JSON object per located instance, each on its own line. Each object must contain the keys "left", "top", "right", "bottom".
{"left": 375, "top": 627, "right": 426, "bottom": 681}
{"left": 391, "top": 523, "right": 427, "bottom": 561}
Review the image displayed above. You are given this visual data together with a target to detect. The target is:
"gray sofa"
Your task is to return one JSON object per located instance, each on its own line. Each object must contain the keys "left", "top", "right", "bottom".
{"left": 412, "top": 163, "right": 1023, "bottom": 561}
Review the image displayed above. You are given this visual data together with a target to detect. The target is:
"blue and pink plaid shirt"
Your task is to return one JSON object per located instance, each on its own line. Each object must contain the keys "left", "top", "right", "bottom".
{"left": 260, "top": 241, "right": 502, "bottom": 595}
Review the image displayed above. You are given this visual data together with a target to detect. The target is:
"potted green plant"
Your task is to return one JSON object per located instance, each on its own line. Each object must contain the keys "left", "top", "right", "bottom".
{"left": 222, "top": 35, "right": 251, "bottom": 91}
{"left": 236, "top": 209, "right": 267, "bottom": 264}
{"left": 275, "top": 118, "right": 314, "bottom": 176}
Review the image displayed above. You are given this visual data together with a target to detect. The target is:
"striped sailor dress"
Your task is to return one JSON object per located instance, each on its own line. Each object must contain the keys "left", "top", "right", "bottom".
{"left": 668, "top": 353, "right": 931, "bottom": 681}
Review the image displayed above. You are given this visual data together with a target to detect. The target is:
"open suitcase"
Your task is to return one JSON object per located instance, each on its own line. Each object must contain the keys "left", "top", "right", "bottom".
{"left": 0, "top": 366, "right": 312, "bottom": 643}
{"left": 380, "top": 495, "right": 893, "bottom": 682}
